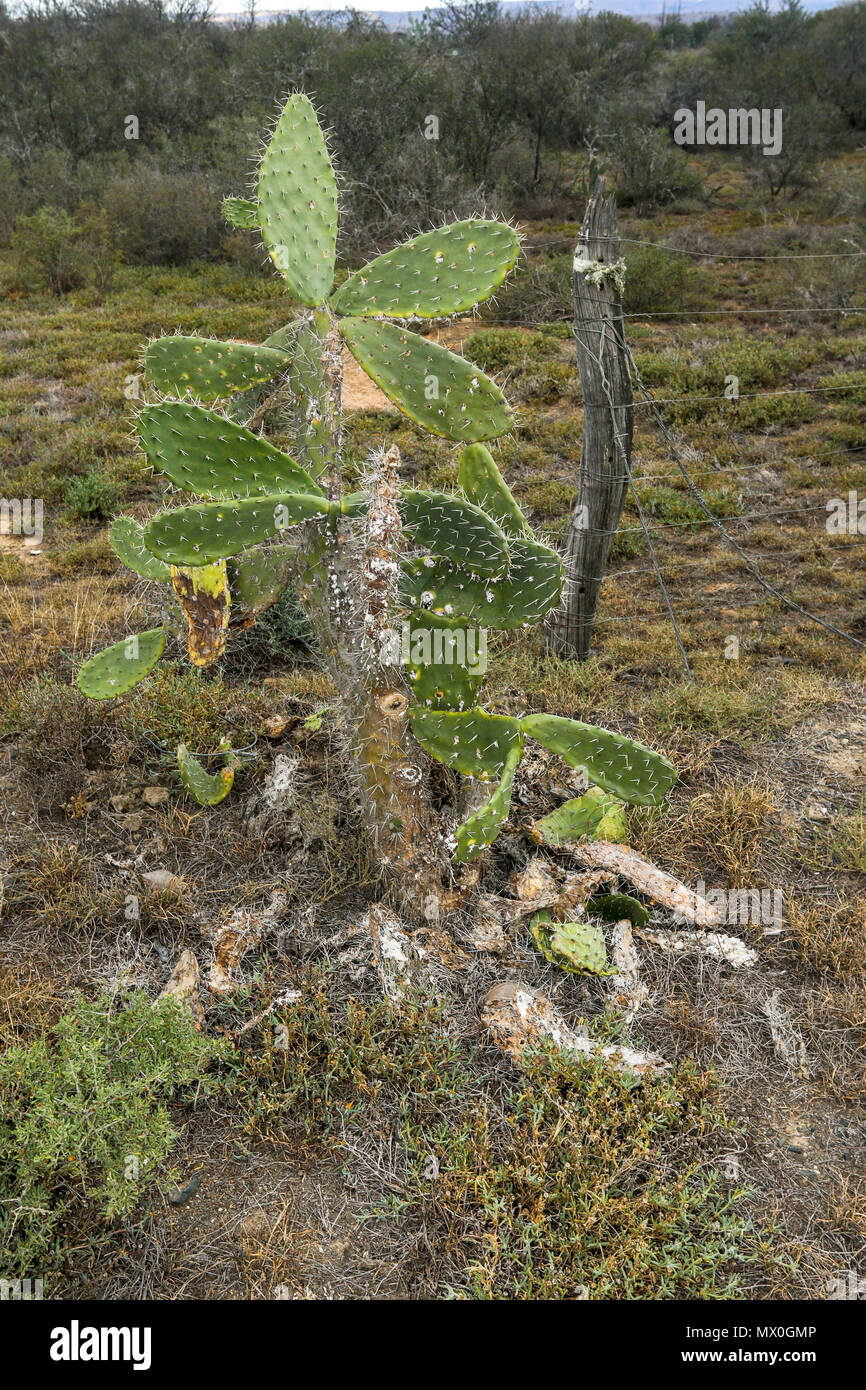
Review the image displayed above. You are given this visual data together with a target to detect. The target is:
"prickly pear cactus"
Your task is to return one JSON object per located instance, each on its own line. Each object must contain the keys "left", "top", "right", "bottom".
{"left": 531, "top": 910, "right": 612, "bottom": 976}
{"left": 74, "top": 92, "right": 676, "bottom": 913}
{"left": 177, "top": 741, "right": 238, "bottom": 806}
{"left": 534, "top": 787, "right": 627, "bottom": 846}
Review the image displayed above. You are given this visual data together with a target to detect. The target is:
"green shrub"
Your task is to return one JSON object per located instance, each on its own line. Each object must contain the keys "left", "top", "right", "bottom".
{"left": 463, "top": 327, "right": 561, "bottom": 374}
{"left": 63, "top": 468, "right": 122, "bottom": 522}
{"left": 489, "top": 251, "right": 573, "bottom": 324}
{"left": 10, "top": 207, "right": 116, "bottom": 294}
{"left": 623, "top": 244, "right": 712, "bottom": 317}
{"left": 234, "top": 979, "right": 763, "bottom": 1300}
{"left": 0, "top": 991, "right": 229, "bottom": 1274}
{"left": 104, "top": 168, "right": 225, "bottom": 265}
{"left": 612, "top": 125, "right": 703, "bottom": 214}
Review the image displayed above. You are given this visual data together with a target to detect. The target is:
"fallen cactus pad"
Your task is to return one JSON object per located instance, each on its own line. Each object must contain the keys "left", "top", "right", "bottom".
{"left": 76, "top": 629, "right": 166, "bottom": 699}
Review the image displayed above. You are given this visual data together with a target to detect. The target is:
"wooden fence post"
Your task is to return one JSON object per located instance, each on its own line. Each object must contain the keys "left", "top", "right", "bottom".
{"left": 547, "top": 179, "right": 633, "bottom": 659}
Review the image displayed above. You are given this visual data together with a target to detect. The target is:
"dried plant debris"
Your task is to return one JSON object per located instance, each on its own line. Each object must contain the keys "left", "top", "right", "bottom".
{"left": 482, "top": 981, "right": 669, "bottom": 1077}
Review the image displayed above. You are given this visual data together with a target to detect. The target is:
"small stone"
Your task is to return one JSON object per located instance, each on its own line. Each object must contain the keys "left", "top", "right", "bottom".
{"left": 143, "top": 786, "right": 170, "bottom": 807}
{"left": 141, "top": 868, "right": 186, "bottom": 894}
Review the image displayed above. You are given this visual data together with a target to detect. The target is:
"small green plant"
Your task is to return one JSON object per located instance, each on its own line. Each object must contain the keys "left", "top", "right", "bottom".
{"left": 234, "top": 978, "right": 762, "bottom": 1299}
{"left": 64, "top": 468, "right": 122, "bottom": 522}
{"left": 0, "top": 990, "right": 229, "bottom": 1274}
{"left": 75, "top": 94, "right": 676, "bottom": 919}
{"left": 11, "top": 206, "right": 117, "bottom": 294}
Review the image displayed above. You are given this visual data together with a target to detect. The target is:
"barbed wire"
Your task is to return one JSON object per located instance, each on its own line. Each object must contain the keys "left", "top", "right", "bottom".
{"left": 623, "top": 306, "right": 865, "bottom": 318}
{"left": 617, "top": 322, "right": 866, "bottom": 653}
{"left": 617, "top": 235, "right": 865, "bottom": 261}
{"left": 523, "top": 232, "right": 866, "bottom": 260}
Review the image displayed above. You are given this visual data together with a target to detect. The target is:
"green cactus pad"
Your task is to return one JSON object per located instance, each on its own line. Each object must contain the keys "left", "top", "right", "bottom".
{"left": 454, "top": 737, "right": 523, "bottom": 862}
{"left": 329, "top": 219, "right": 520, "bottom": 319}
{"left": 223, "top": 196, "right": 259, "bottom": 229}
{"left": 258, "top": 93, "right": 338, "bottom": 306}
{"left": 520, "top": 715, "right": 677, "bottom": 807}
{"left": 458, "top": 443, "right": 528, "bottom": 538}
{"left": 228, "top": 545, "right": 295, "bottom": 617}
{"left": 138, "top": 403, "right": 324, "bottom": 501}
{"left": 401, "top": 536, "right": 562, "bottom": 629}
{"left": 145, "top": 337, "right": 292, "bottom": 402}
{"left": 177, "top": 743, "right": 235, "bottom": 806}
{"left": 339, "top": 318, "right": 512, "bottom": 442}
{"left": 408, "top": 706, "right": 522, "bottom": 780}
{"left": 534, "top": 787, "right": 627, "bottom": 846}
{"left": 76, "top": 628, "right": 166, "bottom": 700}
{"left": 531, "top": 911, "right": 612, "bottom": 976}
{"left": 586, "top": 894, "right": 649, "bottom": 928}
{"left": 403, "top": 610, "right": 485, "bottom": 712}
{"left": 399, "top": 489, "right": 508, "bottom": 577}
{"left": 144, "top": 493, "right": 330, "bottom": 565}
{"left": 109, "top": 516, "right": 171, "bottom": 582}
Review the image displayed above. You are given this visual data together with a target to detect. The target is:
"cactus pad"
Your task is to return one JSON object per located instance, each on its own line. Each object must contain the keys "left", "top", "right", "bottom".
{"left": 399, "top": 489, "right": 508, "bottom": 577}
{"left": 531, "top": 911, "right": 612, "bottom": 976}
{"left": 228, "top": 546, "right": 295, "bottom": 618}
{"left": 534, "top": 787, "right": 627, "bottom": 846}
{"left": 109, "top": 516, "right": 171, "bottom": 582}
{"left": 329, "top": 219, "right": 520, "bottom": 319}
{"left": 177, "top": 743, "right": 235, "bottom": 806}
{"left": 586, "top": 894, "right": 649, "bottom": 928}
{"left": 138, "top": 403, "right": 324, "bottom": 501}
{"left": 76, "top": 628, "right": 166, "bottom": 700}
{"left": 521, "top": 715, "right": 677, "bottom": 806}
{"left": 223, "top": 196, "right": 259, "bottom": 229}
{"left": 458, "top": 443, "right": 528, "bottom": 538}
{"left": 454, "top": 737, "right": 523, "bottom": 863}
{"left": 258, "top": 93, "right": 338, "bottom": 306}
{"left": 145, "top": 337, "right": 292, "bottom": 402}
{"left": 408, "top": 706, "right": 522, "bottom": 780}
{"left": 144, "top": 493, "right": 330, "bottom": 565}
{"left": 401, "top": 536, "right": 562, "bottom": 629}
{"left": 171, "top": 560, "right": 231, "bottom": 668}
{"left": 339, "top": 318, "right": 512, "bottom": 442}
{"left": 403, "top": 610, "right": 485, "bottom": 712}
